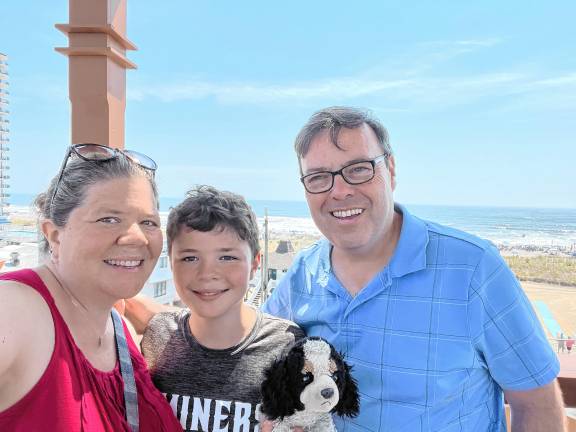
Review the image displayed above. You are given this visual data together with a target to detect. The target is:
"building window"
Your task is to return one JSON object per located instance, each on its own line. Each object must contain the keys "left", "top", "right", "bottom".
{"left": 159, "top": 255, "right": 168, "bottom": 268}
{"left": 154, "top": 281, "right": 167, "bottom": 298}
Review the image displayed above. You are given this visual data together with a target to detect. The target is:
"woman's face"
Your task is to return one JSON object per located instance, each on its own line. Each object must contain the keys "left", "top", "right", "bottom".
{"left": 48, "top": 176, "right": 163, "bottom": 302}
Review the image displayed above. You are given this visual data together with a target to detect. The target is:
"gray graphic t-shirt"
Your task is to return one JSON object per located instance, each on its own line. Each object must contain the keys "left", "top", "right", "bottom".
{"left": 141, "top": 308, "right": 303, "bottom": 432}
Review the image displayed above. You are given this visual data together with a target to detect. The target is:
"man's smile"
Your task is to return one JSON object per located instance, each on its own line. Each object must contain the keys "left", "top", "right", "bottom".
{"left": 330, "top": 208, "right": 364, "bottom": 219}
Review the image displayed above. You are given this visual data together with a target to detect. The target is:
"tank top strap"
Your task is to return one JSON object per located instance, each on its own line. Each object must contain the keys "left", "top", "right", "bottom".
{"left": 0, "top": 268, "right": 58, "bottom": 312}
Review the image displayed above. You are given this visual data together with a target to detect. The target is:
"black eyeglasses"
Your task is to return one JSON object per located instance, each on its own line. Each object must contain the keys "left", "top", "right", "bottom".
{"left": 49, "top": 143, "right": 158, "bottom": 211}
{"left": 300, "top": 154, "right": 389, "bottom": 194}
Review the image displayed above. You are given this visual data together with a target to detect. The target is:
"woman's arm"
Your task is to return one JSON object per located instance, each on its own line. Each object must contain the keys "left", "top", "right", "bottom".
{"left": 0, "top": 281, "right": 54, "bottom": 411}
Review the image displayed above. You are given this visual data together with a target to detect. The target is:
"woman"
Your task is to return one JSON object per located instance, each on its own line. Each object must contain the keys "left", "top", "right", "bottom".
{"left": 0, "top": 144, "right": 181, "bottom": 431}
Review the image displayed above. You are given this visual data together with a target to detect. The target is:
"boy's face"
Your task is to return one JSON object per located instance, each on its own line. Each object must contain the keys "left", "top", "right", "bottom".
{"left": 170, "top": 225, "right": 259, "bottom": 321}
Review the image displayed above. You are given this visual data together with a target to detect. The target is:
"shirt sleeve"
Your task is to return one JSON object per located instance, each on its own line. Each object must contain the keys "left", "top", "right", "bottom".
{"left": 467, "top": 245, "right": 560, "bottom": 391}
{"left": 140, "top": 311, "right": 177, "bottom": 371}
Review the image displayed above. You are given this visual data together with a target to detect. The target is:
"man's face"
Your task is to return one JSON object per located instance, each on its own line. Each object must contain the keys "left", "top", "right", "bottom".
{"left": 300, "top": 124, "right": 397, "bottom": 255}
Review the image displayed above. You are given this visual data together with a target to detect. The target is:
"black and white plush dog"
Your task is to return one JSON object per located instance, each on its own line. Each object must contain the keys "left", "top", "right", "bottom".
{"left": 260, "top": 337, "right": 359, "bottom": 431}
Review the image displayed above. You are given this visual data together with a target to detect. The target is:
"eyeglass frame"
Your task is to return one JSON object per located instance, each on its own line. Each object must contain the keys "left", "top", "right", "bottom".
{"left": 300, "top": 153, "right": 390, "bottom": 194}
{"left": 48, "top": 143, "right": 158, "bottom": 213}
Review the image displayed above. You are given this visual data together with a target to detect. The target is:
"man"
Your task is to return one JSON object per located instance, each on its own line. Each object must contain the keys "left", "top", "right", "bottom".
{"left": 263, "top": 106, "right": 565, "bottom": 431}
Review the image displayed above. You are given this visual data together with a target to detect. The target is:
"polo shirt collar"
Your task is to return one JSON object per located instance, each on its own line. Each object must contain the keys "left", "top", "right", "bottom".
{"left": 389, "top": 203, "right": 428, "bottom": 278}
{"left": 313, "top": 203, "right": 428, "bottom": 284}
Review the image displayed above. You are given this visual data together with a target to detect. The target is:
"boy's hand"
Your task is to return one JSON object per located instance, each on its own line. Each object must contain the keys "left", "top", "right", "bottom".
{"left": 259, "top": 419, "right": 304, "bottom": 432}
{"left": 259, "top": 419, "right": 274, "bottom": 432}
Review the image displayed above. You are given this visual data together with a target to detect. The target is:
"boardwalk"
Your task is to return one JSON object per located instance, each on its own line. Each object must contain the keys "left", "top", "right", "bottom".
{"left": 559, "top": 352, "right": 576, "bottom": 379}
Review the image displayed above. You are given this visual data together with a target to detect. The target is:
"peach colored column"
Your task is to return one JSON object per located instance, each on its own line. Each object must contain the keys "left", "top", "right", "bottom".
{"left": 55, "top": 0, "right": 137, "bottom": 149}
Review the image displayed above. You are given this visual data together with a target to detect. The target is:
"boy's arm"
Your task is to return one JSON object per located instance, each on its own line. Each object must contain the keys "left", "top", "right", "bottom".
{"left": 123, "top": 294, "right": 181, "bottom": 334}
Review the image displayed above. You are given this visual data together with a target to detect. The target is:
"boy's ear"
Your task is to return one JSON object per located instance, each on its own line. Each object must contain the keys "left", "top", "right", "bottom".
{"left": 250, "top": 252, "right": 261, "bottom": 280}
{"left": 41, "top": 219, "right": 61, "bottom": 259}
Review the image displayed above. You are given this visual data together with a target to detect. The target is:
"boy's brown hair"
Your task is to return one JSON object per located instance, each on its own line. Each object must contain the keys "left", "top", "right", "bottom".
{"left": 166, "top": 185, "right": 260, "bottom": 258}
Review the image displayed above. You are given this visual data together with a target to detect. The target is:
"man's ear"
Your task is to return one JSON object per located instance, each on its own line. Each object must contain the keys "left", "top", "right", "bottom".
{"left": 41, "top": 219, "right": 61, "bottom": 257}
{"left": 388, "top": 155, "right": 397, "bottom": 191}
{"left": 250, "top": 252, "right": 261, "bottom": 280}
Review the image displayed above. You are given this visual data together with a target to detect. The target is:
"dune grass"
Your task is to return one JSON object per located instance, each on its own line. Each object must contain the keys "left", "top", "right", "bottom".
{"left": 505, "top": 255, "right": 576, "bottom": 286}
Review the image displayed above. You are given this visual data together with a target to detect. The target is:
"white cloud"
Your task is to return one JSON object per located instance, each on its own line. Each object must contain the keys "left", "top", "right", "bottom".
{"left": 158, "top": 164, "right": 281, "bottom": 176}
{"left": 454, "top": 38, "right": 503, "bottom": 47}
{"left": 128, "top": 78, "right": 417, "bottom": 103}
{"left": 127, "top": 38, "right": 510, "bottom": 105}
{"left": 127, "top": 70, "right": 576, "bottom": 114}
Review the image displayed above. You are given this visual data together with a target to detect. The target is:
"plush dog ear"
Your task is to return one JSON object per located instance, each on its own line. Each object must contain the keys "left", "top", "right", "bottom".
{"left": 260, "top": 354, "right": 304, "bottom": 420}
{"left": 333, "top": 354, "right": 360, "bottom": 418}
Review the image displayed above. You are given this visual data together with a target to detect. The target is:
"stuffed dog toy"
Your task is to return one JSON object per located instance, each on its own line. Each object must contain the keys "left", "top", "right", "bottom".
{"left": 260, "top": 336, "right": 359, "bottom": 431}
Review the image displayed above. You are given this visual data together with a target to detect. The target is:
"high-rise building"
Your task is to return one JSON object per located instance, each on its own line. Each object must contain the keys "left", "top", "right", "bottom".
{"left": 0, "top": 52, "right": 9, "bottom": 219}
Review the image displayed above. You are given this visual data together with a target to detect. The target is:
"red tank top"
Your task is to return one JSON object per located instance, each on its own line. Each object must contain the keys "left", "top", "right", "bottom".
{"left": 0, "top": 269, "right": 182, "bottom": 432}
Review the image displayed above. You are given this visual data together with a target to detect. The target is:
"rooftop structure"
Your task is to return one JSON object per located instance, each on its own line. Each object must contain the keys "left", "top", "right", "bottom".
{"left": 0, "top": 53, "right": 9, "bottom": 221}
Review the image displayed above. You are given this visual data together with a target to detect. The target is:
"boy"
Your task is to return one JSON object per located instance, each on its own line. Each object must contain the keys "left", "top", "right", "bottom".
{"left": 136, "top": 186, "right": 303, "bottom": 431}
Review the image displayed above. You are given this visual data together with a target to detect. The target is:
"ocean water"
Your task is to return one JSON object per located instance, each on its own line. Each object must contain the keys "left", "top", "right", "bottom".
{"left": 405, "top": 204, "right": 576, "bottom": 248}
{"left": 7, "top": 193, "right": 576, "bottom": 248}
{"left": 250, "top": 202, "right": 576, "bottom": 249}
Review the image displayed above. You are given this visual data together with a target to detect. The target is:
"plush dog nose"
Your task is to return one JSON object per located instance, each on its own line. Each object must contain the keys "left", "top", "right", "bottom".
{"left": 321, "top": 388, "right": 334, "bottom": 399}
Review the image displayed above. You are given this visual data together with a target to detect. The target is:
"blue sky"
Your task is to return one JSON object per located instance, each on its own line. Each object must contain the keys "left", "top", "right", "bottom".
{"left": 1, "top": 1, "right": 575, "bottom": 208}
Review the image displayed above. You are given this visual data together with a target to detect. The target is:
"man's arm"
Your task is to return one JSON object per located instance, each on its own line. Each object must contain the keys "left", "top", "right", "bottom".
{"left": 123, "top": 294, "right": 179, "bottom": 334}
{"left": 505, "top": 380, "right": 566, "bottom": 432}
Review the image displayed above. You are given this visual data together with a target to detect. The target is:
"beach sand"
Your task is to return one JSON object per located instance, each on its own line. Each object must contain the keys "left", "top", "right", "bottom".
{"left": 522, "top": 281, "right": 576, "bottom": 338}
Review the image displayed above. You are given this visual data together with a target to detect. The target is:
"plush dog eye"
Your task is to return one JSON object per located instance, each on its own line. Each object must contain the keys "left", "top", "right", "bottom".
{"left": 331, "top": 372, "right": 341, "bottom": 383}
{"left": 302, "top": 372, "right": 313, "bottom": 384}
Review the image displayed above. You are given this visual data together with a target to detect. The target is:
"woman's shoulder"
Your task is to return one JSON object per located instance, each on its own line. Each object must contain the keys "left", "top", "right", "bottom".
{"left": 0, "top": 276, "right": 53, "bottom": 335}
{"left": 0, "top": 269, "right": 54, "bottom": 331}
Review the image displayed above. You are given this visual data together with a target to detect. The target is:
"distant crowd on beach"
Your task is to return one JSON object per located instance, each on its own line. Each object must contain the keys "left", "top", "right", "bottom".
{"left": 499, "top": 243, "right": 576, "bottom": 257}
{"left": 556, "top": 333, "right": 575, "bottom": 354}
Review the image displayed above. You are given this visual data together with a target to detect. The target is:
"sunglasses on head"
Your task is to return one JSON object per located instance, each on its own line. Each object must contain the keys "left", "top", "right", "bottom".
{"left": 49, "top": 143, "right": 157, "bottom": 211}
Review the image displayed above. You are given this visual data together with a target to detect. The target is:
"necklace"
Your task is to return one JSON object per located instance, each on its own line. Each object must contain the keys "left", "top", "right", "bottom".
{"left": 44, "top": 265, "right": 107, "bottom": 348}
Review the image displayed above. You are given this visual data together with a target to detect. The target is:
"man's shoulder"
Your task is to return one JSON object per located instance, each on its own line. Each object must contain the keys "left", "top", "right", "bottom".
{"left": 423, "top": 218, "right": 496, "bottom": 257}
{"left": 290, "top": 238, "right": 329, "bottom": 269}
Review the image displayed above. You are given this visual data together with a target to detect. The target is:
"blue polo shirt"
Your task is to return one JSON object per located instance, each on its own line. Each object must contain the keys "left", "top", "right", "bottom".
{"left": 263, "top": 205, "right": 559, "bottom": 431}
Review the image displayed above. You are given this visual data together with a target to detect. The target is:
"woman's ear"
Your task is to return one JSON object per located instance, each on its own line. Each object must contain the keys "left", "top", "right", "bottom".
{"left": 41, "top": 219, "right": 61, "bottom": 260}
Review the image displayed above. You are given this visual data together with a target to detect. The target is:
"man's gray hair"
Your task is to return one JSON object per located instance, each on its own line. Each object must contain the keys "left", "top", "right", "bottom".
{"left": 35, "top": 154, "right": 158, "bottom": 254}
{"left": 294, "top": 106, "right": 392, "bottom": 159}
